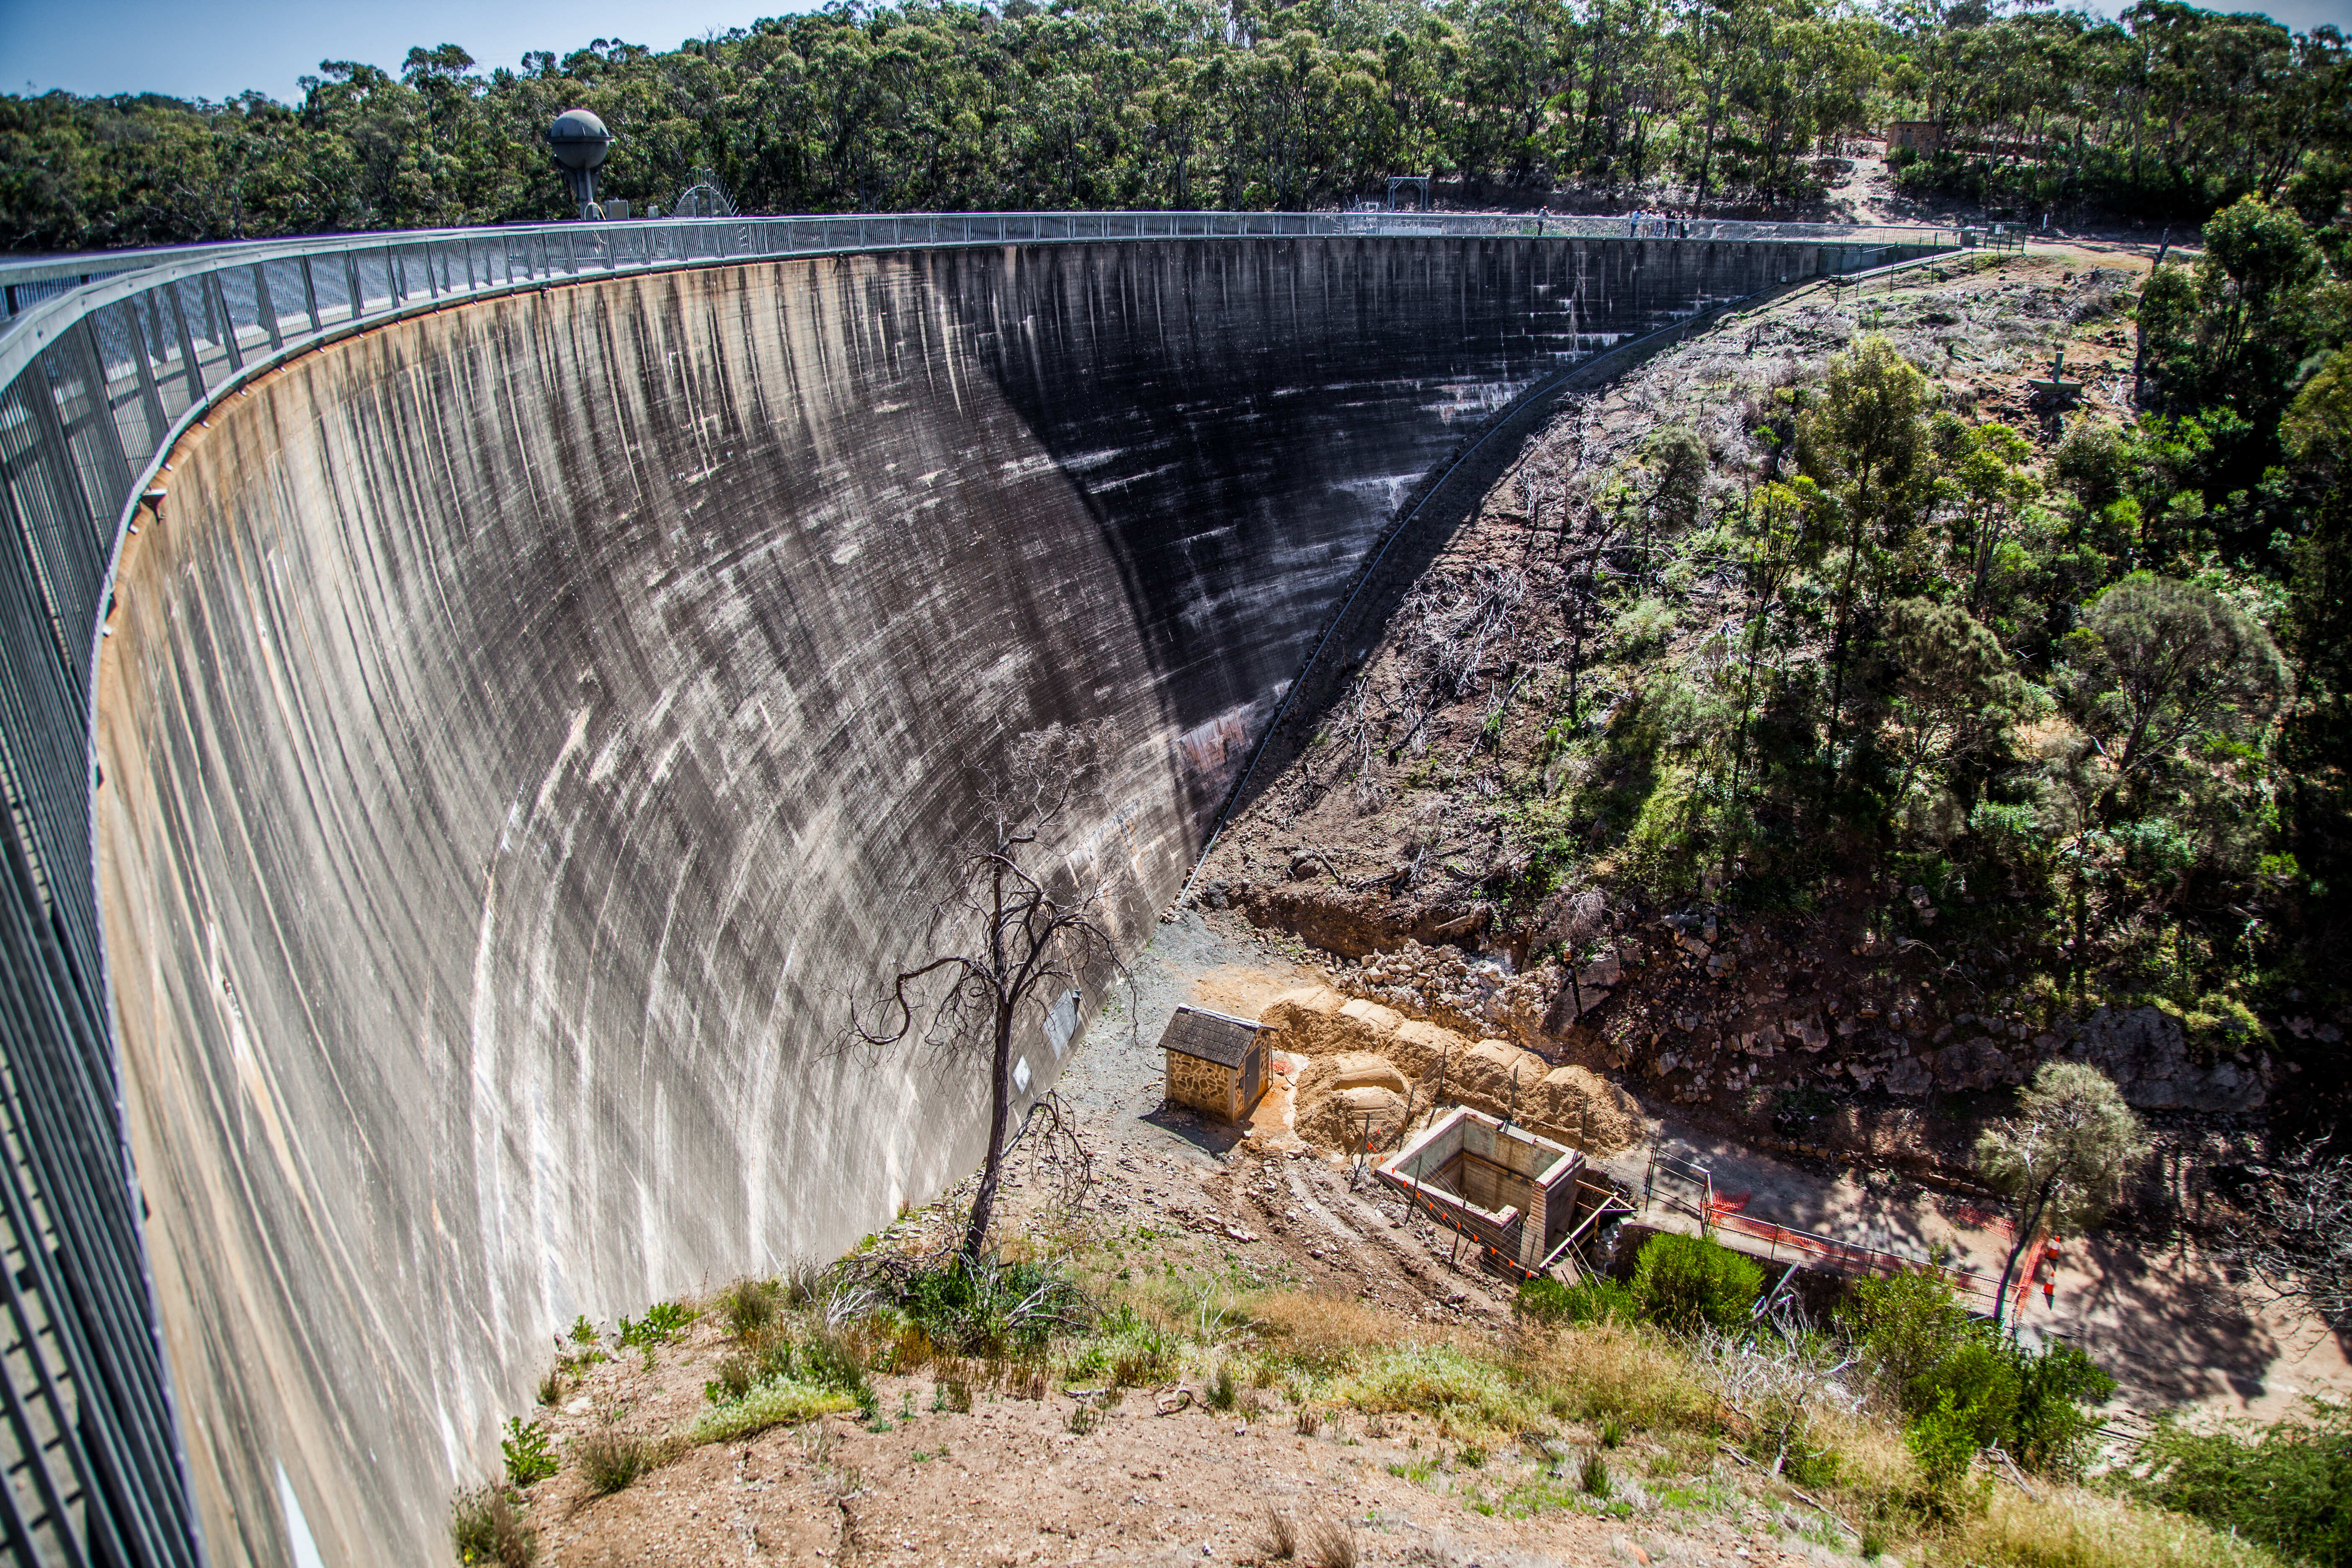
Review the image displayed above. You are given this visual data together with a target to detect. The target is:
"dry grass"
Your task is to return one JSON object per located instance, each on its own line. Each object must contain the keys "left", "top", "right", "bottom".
{"left": 1304, "top": 1514, "right": 1359, "bottom": 1568}
{"left": 1336, "top": 1343, "right": 1545, "bottom": 1439}
{"left": 1938, "top": 1486, "right": 2283, "bottom": 1568}
{"left": 1256, "top": 1504, "right": 1300, "bottom": 1560}
{"left": 1811, "top": 1406, "right": 1920, "bottom": 1521}
{"left": 717, "top": 1276, "right": 781, "bottom": 1338}
{"left": 1247, "top": 1290, "right": 1441, "bottom": 1370}
{"left": 573, "top": 1428, "right": 668, "bottom": 1496}
{"left": 1515, "top": 1321, "right": 1711, "bottom": 1429}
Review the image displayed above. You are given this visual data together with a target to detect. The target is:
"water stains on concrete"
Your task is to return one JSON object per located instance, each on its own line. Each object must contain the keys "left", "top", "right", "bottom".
{"left": 93, "top": 235, "right": 1857, "bottom": 1565}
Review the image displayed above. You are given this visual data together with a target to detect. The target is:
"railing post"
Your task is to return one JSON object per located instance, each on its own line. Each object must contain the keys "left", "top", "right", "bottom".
{"left": 208, "top": 273, "right": 243, "bottom": 374}
{"left": 253, "top": 264, "right": 281, "bottom": 352}
{"left": 166, "top": 284, "right": 204, "bottom": 405}
{"left": 124, "top": 299, "right": 167, "bottom": 443}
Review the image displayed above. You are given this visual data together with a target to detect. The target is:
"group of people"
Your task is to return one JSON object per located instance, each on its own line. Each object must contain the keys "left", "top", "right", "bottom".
{"left": 1526, "top": 204, "right": 1703, "bottom": 239}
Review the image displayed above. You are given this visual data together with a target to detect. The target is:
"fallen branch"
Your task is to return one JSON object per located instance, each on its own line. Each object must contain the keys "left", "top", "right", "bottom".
{"left": 1715, "top": 1442, "right": 1863, "bottom": 1541}
{"left": 1986, "top": 1447, "right": 2039, "bottom": 1501}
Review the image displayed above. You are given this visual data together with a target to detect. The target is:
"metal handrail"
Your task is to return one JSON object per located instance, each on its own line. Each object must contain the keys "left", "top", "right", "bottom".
{"left": 0, "top": 206, "right": 1959, "bottom": 1562}
{"left": 1538, "top": 1191, "right": 1635, "bottom": 1276}
{"left": 0, "top": 208, "right": 1960, "bottom": 351}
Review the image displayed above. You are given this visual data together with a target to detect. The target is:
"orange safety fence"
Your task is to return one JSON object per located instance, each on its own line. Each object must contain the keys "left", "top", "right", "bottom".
{"left": 1706, "top": 1202, "right": 2037, "bottom": 1315}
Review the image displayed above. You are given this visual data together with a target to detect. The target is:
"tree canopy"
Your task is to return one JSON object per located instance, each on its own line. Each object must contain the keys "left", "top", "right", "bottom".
{"left": 1974, "top": 1060, "right": 2150, "bottom": 1319}
{"left": 3, "top": 0, "right": 2347, "bottom": 250}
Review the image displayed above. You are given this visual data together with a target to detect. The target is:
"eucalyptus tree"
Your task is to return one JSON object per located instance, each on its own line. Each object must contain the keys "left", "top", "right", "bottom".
{"left": 1974, "top": 1062, "right": 2149, "bottom": 1326}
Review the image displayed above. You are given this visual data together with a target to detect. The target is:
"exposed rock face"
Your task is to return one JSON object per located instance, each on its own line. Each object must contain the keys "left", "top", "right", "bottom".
{"left": 2061, "top": 1006, "right": 2270, "bottom": 1112}
{"left": 1860, "top": 1006, "right": 2269, "bottom": 1110}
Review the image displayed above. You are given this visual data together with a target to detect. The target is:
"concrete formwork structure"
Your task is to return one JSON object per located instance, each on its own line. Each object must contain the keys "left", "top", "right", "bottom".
{"left": 1378, "top": 1107, "right": 1585, "bottom": 1274}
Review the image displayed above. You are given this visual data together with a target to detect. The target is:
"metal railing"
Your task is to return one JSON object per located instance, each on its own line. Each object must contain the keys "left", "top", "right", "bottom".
{"left": 1707, "top": 1206, "right": 2016, "bottom": 1311}
{"left": 0, "top": 206, "right": 1960, "bottom": 1563}
{"left": 0, "top": 207, "right": 1962, "bottom": 346}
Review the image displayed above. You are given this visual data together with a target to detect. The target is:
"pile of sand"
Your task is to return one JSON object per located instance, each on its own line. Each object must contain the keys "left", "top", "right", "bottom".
{"left": 1292, "top": 1051, "right": 1413, "bottom": 1150}
{"left": 1259, "top": 986, "right": 1643, "bottom": 1155}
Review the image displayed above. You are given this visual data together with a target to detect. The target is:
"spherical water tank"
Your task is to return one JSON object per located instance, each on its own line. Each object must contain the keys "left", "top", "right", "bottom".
{"left": 549, "top": 109, "right": 611, "bottom": 173}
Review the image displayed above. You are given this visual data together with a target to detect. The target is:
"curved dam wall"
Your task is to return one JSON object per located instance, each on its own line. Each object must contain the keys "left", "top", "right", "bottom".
{"left": 90, "top": 233, "right": 1833, "bottom": 1564}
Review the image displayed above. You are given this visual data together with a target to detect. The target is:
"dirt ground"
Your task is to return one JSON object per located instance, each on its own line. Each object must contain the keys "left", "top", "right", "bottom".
{"left": 527, "top": 906, "right": 2345, "bottom": 1565}
{"left": 524, "top": 912, "right": 1812, "bottom": 1567}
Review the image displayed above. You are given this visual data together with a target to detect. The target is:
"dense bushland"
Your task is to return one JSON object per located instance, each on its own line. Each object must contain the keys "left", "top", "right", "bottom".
{"left": 1472, "top": 204, "right": 2348, "bottom": 1088}
{"left": 4, "top": 0, "right": 2347, "bottom": 250}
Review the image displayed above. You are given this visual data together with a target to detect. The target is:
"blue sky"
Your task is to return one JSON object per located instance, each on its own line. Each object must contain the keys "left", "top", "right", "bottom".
{"left": 0, "top": 0, "right": 807, "bottom": 102}
{"left": 1, "top": 0, "right": 2347, "bottom": 104}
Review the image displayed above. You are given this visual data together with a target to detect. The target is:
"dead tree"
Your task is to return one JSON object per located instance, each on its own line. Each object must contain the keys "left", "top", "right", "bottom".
{"left": 2232, "top": 1140, "right": 2352, "bottom": 1330}
{"left": 842, "top": 724, "right": 1127, "bottom": 1264}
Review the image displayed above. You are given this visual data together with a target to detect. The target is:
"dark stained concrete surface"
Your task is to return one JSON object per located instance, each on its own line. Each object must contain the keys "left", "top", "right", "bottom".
{"left": 91, "top": 235, "right": 1859, "bottom": 1564}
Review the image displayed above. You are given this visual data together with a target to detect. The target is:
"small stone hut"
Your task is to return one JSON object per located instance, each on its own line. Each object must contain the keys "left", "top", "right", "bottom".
{"left": 1885, "top": 119, "right": 1943, "bottom": 155}
{"left": 1158, "top": 1006, "right": 1269, "bottom": 1124}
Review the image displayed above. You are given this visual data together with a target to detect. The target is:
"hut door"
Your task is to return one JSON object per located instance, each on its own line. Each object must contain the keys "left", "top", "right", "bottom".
{"left": 1240, "top": 1044, "right": 1262, "bottom": 1115}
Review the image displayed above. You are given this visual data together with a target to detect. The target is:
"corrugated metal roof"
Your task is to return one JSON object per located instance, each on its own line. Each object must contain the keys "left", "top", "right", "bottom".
{"left": 1157, "top": 1005, "right": 1262, "bottom": 1068}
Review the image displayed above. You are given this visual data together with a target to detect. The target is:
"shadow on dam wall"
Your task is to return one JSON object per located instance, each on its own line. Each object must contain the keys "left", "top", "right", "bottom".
{"left": 88, "top": 233, "right": 1827, "bottom": 1563}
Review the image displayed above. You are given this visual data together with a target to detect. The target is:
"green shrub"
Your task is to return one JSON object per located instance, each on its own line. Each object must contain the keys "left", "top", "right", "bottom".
{"left": 1845, "top": 1268, "right": 2112, "bottom": 1475}
{"left": 897, "top": 1257, "right": 1088, "bottom": 1353}
{"left": 499, "top": 1418, "right": 557, "bottom": 1488}
{"left": 2012, "top": 1341, "right": 2115, "bottom": 1476}
{"left": 573, "top": 1428, "right": 659, "bottom": 1495}
{"left": 1207, "top": 1362, "right": 1240, "bottom": 1412}
{"left": 704, "top": 1351, "right": 761, "bottom": 1406}
{"left": 616, "top": 1300, "right": 696, "bottom": 1348}
{"left": 1908, "top": 1392, "right": 1988, "bottom": 1521}
{"left": 1073, "top": 1304, "right": 1179, "bottom": 1387}
{"left": 1630, "top": 1234, "right": 1763, "bottom": 1334}
{"left": 1843, "top": 1269, "right": 1975, "bottom": 1397}
{"left": 799, "top": 1328, "right": 874, "bottom": 1402}
{"left": 719, "top": 1277, "right": 781, "bottom": 1338}
{"left": 451, "top": 1485, "right": 534, "bottom": 1567}
{"left": 1517, "top": 1276, "right": 1638, "bottom": 1327}
{"left": 2136, "top": 1401, "right": 2352, "bottom": 1568}
{"left": 1909, "top": 1337, "right": 2021, "bottom": 1450}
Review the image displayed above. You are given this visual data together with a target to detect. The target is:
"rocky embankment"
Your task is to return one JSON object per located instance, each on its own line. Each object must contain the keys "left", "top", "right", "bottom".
{"left": 1191, "top": 249, "right": 2302, "bottom": 1183}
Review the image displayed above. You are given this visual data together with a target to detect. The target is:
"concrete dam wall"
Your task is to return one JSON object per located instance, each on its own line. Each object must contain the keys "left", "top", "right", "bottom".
{"left": 90, "top": 233, "right": 1841, "bottom": 1564}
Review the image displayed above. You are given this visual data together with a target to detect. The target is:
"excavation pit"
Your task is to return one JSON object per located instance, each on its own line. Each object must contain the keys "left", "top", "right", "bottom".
{"left": 1378, "top": 1107, "right": 1589, "bottom": 1274}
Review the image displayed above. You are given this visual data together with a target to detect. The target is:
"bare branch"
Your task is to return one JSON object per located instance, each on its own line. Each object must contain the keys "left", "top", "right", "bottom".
{"left": 834, "top": 721, "right": 1134, "bottom": 1262}
{"left": 2230, "top": 1140, "right": 2352, "bottom": 1330}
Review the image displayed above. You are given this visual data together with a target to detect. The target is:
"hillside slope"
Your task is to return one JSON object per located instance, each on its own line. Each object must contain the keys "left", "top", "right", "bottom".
{"left": 1193, "top": 242, "right": 2336, "bottom": 1183}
